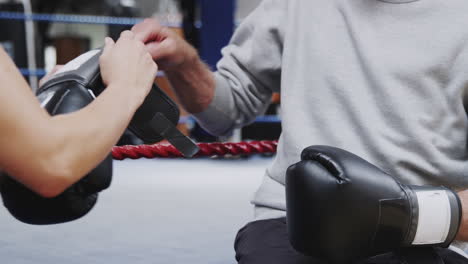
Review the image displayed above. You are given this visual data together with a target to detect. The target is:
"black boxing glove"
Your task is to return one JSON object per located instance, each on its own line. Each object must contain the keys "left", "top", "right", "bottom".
{"left": 0, "top": 82, "right": 112, "bottom": 225}
{"left": 40, "top": 49, "right": 198, "bottom": 157}
{"left": 286, "top": 145, "right": 462, "bottom": 264}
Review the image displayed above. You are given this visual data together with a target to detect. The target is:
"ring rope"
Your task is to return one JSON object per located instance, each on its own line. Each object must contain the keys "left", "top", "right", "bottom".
{"left": 19, "top": 68, "right": 166, "bottom": 78}
{"left": 0, "top": 11, "right": 181, "bottom": 27}
{"left": 179, "top": 115, "right": 281, "bottom": 125}
{"left": 112, "top": 140, "right": 278, "bottom": 160}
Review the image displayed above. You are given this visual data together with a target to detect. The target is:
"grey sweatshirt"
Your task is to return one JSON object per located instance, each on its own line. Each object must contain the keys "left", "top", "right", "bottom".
{"left": 194, "top": 0, "right": 468, "bottom": 221}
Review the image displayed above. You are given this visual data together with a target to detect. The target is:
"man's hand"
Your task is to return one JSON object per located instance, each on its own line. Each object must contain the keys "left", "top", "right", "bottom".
{"left": 131, "top": 19, "right": 198, "bottom": 72}
{"left": 130, "top": 18, "right": 215, "bottom": 114}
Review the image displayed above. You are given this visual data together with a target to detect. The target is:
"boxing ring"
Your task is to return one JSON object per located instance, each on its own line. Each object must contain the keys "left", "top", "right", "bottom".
{"left": 3, "top": 4, "right": 468, "bottom": 262}
{"left": 0, "top": 152, "right": 272, "bottom": 264}
{"left": 0, "top": 7, "right": 281, "bottom": 262}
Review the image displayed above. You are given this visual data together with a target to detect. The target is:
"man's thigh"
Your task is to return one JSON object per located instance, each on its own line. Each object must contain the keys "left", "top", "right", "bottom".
{"left": 233, "top": 218, "right": 468, "bottom": 264}
{"left": 234, "top": 218, "right": 323, "bottom": 264}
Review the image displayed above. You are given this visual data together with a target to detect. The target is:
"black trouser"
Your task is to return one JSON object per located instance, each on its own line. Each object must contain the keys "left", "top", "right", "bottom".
{"left": 234, "top": 218, "right": 468, "bottom": 264}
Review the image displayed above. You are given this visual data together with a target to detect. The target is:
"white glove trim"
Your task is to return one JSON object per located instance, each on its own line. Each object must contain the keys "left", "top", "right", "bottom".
{"left": 412, "top": 190, "right": 451, "bottom": 245}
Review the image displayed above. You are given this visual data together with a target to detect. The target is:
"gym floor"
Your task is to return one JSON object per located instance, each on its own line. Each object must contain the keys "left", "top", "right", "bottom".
{"left": 0, "top": 156, "right": 271, "bottom": 264}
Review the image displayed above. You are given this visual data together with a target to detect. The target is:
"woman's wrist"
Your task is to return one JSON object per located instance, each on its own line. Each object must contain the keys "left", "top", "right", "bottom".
{"left": 104, "top": 81, "right": 146, "bottom": 111}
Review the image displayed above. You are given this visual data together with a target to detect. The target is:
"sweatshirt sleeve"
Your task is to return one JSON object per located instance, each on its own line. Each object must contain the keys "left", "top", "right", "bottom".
{"left": 193, "top": 0, "right": 287, "bottom": 136}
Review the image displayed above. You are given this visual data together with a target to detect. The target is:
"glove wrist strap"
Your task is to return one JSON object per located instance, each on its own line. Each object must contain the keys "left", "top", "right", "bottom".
{"left": 407, "top": 186, "right": 461, "bottom": 247}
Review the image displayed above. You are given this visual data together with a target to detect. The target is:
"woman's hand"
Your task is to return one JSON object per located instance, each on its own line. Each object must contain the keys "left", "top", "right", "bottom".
{"left": 38, "top": 65, "right": 63, "bottom": 87}
{"left": 99, "top": 31, "right": 158, "bottom": 104}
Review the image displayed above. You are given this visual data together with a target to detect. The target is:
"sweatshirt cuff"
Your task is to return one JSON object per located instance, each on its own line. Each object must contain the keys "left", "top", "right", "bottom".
{"left": 192, "top": 73, "right": 236, "bottom": 136}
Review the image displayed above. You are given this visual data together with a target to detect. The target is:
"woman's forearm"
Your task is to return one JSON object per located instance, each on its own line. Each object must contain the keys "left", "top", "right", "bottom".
{"left": 40, "top": 83, "right": 143, "bottom": 196}
{"left": 2, "top": 81, "right": 142, "bottom": 198}
{"left": 0, "top": 34, "right": 156, "bottom": 197}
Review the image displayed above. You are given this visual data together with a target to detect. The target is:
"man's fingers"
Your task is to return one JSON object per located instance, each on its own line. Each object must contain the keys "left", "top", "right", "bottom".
{"left": 132, "top": 19, "right": 161, "bottom": 42}
{"left": 132, "top": 19, "right": 172, "bottom": 44}
{"left": 131, "top": 18, "right": 157, "bottom": 32}
{"left": 145, "top": 38, "right": 175, "bottom": 60}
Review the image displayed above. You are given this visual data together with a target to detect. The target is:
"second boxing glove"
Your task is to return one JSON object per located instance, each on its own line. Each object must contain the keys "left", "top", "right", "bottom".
{"left": 0, "top": 83, "right": 112, "bottom": 225}
{"left": 286, "top": 145, "right": 462, "bottom": 264}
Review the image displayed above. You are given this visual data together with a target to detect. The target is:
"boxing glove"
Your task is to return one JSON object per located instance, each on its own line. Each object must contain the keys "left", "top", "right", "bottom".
{"left": 286, "top": 145, "right": 462, "bottom": 264}
{"left": 0, "top": 82, "right": 112, "bottom": 225}
{"left": 40, "top": 48, "right": 198, "bottom": 157}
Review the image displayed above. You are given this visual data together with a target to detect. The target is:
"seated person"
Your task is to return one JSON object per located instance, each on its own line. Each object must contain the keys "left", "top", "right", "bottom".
{"left": 130, "top": 0, "right": 468, "bottom": 262}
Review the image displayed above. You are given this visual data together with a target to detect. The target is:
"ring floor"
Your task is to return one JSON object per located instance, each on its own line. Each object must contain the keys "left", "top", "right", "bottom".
{"left": 0, "top": 156, "right": 271, "bottom": 264}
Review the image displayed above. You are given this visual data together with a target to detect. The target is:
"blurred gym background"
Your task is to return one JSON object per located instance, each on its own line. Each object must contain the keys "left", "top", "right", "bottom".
{"left": 0, "top": 0, "right": 280, "bottom": 145}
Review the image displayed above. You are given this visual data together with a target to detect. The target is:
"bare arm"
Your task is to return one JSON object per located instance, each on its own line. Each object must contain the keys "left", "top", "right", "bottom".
{"left": 455, "top": 190, "right": 468, "bottom": 241}
{"left": 132, "top": 11, "right": 282, "bottom": 136}
{"left": 165, "top": 56, "right": 215, "bottom": 113}
{"left": 0, "top": 32, "right": 157, "bottom": 197}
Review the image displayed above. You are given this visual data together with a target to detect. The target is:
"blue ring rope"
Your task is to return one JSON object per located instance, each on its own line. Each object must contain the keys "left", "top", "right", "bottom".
{"left": 19, "top": 68, "right": 46, "bottom": 77}
{"left": 20, "top": 68, "right": 166, "bottom": 78}
{"left": 179, "top": 115, "right": 281, "bottom": 125}
{"left": 0, "top": 11, "right": 181, "bottom": 27}
{"left": 252, "top": 115, "right": 282, "bottom": 124}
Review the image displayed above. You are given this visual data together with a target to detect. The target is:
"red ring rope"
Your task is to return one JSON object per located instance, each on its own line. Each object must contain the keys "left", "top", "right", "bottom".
{"left": 112, "top": 140, "right": 278, "bottom": 160}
